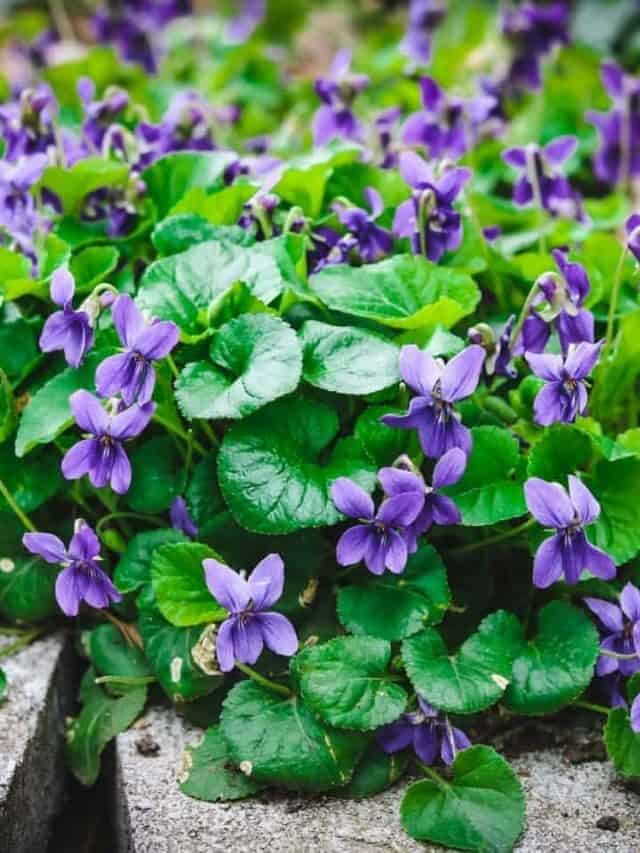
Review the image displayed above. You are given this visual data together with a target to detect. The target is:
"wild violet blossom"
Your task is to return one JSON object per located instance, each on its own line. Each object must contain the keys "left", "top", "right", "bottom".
{"left": 0, "top": 153, "right": 50, "bottom": 261}
{"left": 23, "top": 521, "right": 120, "bottom": 616}
{"left": 502, "top": 136, "right": 584, "bottom": 221}
{"left": 585, "top": 583, "right": 640, "bottom": 677}
{"left": 39, "top": 267, "right": 95, "bottom": 368}
{"left": 520, "top": 249, "right": 594, "bottom": 355}
{"left": 79, "top": 80, "right": 130, "bottom": 152}
{"left": 378, "top": 451, "right": 465, "bottom": 552}
{"left": 382, "top": 344, "right": 485, "bottom": 458}
{"left": 137, "top": 90, "right": 215, "bottom": 166}
{"left": 375, "top": 107, "right": 402, "bottom": 169}
{"left": 468, "top": 318, "right": 517, "bottom": 379}
{"left": 312, "top": 49, "right": 369, "bottom": 147}
{"left": 0, "top": 84, "right": 56, "bottom": 161}
{"left": 333, "top": 187, "right": 392, "bottom": 262}
{"left": 501, "top": 1, "right": 570, "bottom": 92}
{"left": 203, "top": 554, "right": 298, "bottom": 672}
{"left": 626, "top": 213, "right": 640, "bottom": 264}
{"left": 377, "top": 696, "right": 471, "bottom": 766}
{"left": 95, "top": 294, "right": 179, "bottom": 406}
{"left": 525, "top": 340, "right": 602, "bottom": 425}
{"left": 586, "top": 62, "right": 640, "bottom": 187}
{"left": 170, "top": 497, "right": 198, "bottom": 538}
{"left": 393, "top": 152, "right": 470, "bottom": 262}
{"left": 401, "top": 0, "right": 446, "bottom": 66}
{"left": 62, "top": 390, "right": 155, "bottom": 494}
{"left": 402, "top": 77, "right": 497, "bottom": 161}
{"left": 524, "top": 475, "right": 616, "bottom": 588}
{"left": 331, "top": 477, "right": 424, "bottom": 576}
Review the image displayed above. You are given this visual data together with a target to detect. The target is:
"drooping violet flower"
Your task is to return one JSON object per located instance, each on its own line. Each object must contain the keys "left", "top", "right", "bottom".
{"left": 312, "top": 49, "right": 369, "bottom": 147}
{"left": 382, "top": 344, "right": 485, "bottom": 458}
{"left": 333, "top": 188, "right": 392, "bottom": 263}
{"left": 62, "top": 391, "right": 155, "bottom": 494}
{"left": 401, "top": 0, "right": 446, "bottom": 66}
{"left": 374, "top": 107, "right": 402, "bottom": 169}
{"left": 0, "top": 84, "right": 57, "bottom": 162}
{"left": 502, "top": 137, "right": 584, "bottom": 221}
{"left": 519, "top": 249, "right": 594, "bottom": 355}
{"left": 402, "top": 77, "right": 495, "bottom": 160}
{"left": 307, "top": 226, "right": 355, "bottom": 272}
{"left": 585, "top": 583, "right": 640, "bottom": 678}
{"left": 39, "top": 267, "right": 95, "bottom": 368}
{"left": 170, "top": 497, "right": 198, "bottom": 539}
{"left": 377, "top": 696, "right": 470, "bottom": 766}
{"left": 137, "top": 91, "right": 215, "bottom": 167}
{"left": 79, "top": 80, "right": 130, "bottom": 152}
{"left": 331, "top": 477, "right": 424, "bottom": 576}
{"left": 23, "top": 520, "right": 120, "bottom": 617}
{"left": 524, "top": 475, "right": 616, "bottom": 588}
{"left": 626, "top": 214, "right": 640, "bottom": 264}
{"left": 586, "top": 62, "right": 640, "bottom": 188}
{"left": 393, "top": 151, "right": 470, "bottom": 262}
{"left": 226, "top": 0, "right": 265, "bottom": 42}
{"left": 501, "top": 1, "right": 570, "bottom": 93}
{"left": 525, "top": 341, "right": 602, "bottom": 426}
{"left": 0, "top": 153, "right": 50, "bottom": 263}
{"left": 237, "top": 169, "right": 281, "bottom": 240}
{"left": 378, "top": 449, "right": 465, "bottom": 552}
{"left": 82, "top": 175, "right": 146, "bottom": 238}
{"left": 96, "top": 294, "right": 179, "bottom": 406}
{"left": 203, "top": 554, "right": 298, "bottom": 672}
{"left": 468, "top": 318, "right": 517, "bottom": 379}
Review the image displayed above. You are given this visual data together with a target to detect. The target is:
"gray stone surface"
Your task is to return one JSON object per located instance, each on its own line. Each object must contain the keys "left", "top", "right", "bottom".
{"left": 0, "top": 633, "right": 75, "bottom": 853}
{"left": 115, "top": 707, "right": 640, "bottom": 853}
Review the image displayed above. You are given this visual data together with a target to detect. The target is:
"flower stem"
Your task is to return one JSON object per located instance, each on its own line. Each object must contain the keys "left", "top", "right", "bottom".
{"left": 166, "top": 354, "right": 180, "bottom": 380}
{"left": 0, "top": 479, "right": 36, "bottom": 532}
{"left": 95, "top": 674, "right": 157, "bottom": 687}
{"left": 153, "top": 414, "right": 207, "bottom": 457}
{"left": 96, "top": 512, "right": 165, "bottom": 536}
{"left": 0, "top": 628, "right": 43, "bottom": 660}
{"left": 599, "top": 649, "right": 639, "bottom": 661}
{"left": 573, "top": 699, "right": 610, "bottom": 716}
{"left": 525, "top": 144, "right": 547, "bottom": 254}
{"left": 509, "top": 278, "right": 541, "bottom": 351}
{"left": 604, "top": 245, "right": 628, "bottom": 354}
{"left": 235, "top": 662, "right": 292, "bottom": 697}
{"left": 416, "top": 761, "right": 448, "bottom": 787}
{"left": 449, "top": 518, "right": 536, "bottom": 557}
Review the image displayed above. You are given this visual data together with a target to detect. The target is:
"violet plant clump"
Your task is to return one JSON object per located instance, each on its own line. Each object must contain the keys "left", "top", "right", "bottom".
{"left": 1, "top": 3, "right": 640, "bottom": 850}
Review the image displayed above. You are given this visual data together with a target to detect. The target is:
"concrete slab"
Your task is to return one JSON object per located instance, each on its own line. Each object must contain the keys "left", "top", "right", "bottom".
{"left": 0, "top": 633, "right": 75, "bottom": 853}
{"left": 114, "top": 707, "right": 640, "bottom": 853}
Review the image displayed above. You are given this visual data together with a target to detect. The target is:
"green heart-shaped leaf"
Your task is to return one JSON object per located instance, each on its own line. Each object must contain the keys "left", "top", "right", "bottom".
{"left": 150, "top": 542, "right": 226, "bottom": 627}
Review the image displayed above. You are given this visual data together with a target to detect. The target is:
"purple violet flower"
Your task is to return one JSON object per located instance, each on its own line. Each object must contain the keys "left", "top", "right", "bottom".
{"left": 0, "top": 153, "right": 50, "bottom": 262}
{"left": 23, "top": 521, "right": 121, "bottom": 617}
{"left": 0, "top": 84, "right": 57, "bottom": 162}
{"left": 333, "top": 187, "right": 392, "bottom": 263}
{"left": 377, "top": 696, "right": 471, "bottom": 766}
{"left": 378, "top": 450, "right": 465, "bottom": 552}
{"left": 374, "top": 107, "right": 402, "bottom": 169}
{"left": 626, "top": 214, "right": 640, "bottom": 264}
{"left": 331, "top": 477, "right": 424, "bottom": 576}
{"left": 586, "top": 62, "right": 640, "bottom": 188}
{"left": 402, "top": 77, "right": 469, "bottom": 161}
{"left": 312, "top": 49, "right": 369, "bottom": 147}
{"left": 39, "top": 267, "right": 95, "bottom": 368}
{"left": 61, "top": 390, "right": 155, "bottom": 494}
{"left": 203, "top": 554, "right": 298, "bottom": 672}
{"left": 401, "top": 0, "right": 446, "bottom": 66}
{"left": 502, "top": 136, "right": 584, "bottom": 220}
{"left": 79, "top": 80, "right": 130, "bottom": 152}
{"left": 137, "top": 91, "right": 215, "bottom": 166}
{"left": 468, "top": 318, "right": 517, "bottom": 379}
{"left": 382, "top": 344, "right": 485, "bottom": 458}
{"left": 393, "top": 151, "right": 470, "bottom": 262}
{"left": 170, "top": 497, "right": 198, "bottom": 539}
{"left": 525, "top": 340, "right": 602, "bottom": 425}
{"left": 96, "top": 294, "right": 179, "bottom": 406}
{"left": 524, "top": 475, "right": 616, "bottom": 588}
{"left": 501, "top": 1, "right": 570, "bottom": 93}
{"left": 585, "top": 583, "right": 640, "bottom": 678}
{"left": 519, "top": 249, "right": 594, "bottom": 356}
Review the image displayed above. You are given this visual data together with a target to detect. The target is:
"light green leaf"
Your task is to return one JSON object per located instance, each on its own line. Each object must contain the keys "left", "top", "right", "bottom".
{"left": 175, "top": 314, "right": 302, "bottom": 420}
{"left": 309, "top": 254, "right": 480, "bottom": 330}
{"left": 151, "top": 542, "right": 226, "bottom": 628}
{"left": 141, "top": 151, "right": 236, "bottom": 218}
{"left": 300, "top": 321, "right": 399, "bottom": 395}
{"left": 41, "top": 158, "right": 129, "bottom": 214}
{"left": 69, "top": 245, "right": 119, "bottom": 292}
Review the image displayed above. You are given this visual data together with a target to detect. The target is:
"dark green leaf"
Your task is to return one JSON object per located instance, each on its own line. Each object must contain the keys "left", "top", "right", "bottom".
{"left": 127, "top": 436, "right": 183, "bottom": 514}
{"left": 151, "top": 214, "right": 254, "bottom": 255}
{"left": 0, "top": 556, "right": 57, "bottom": 623}
{"left": 527, "top": 425, "right": 594, "bottom": 481}
{"left": 588, "top": 456, "right": 640, "bottom": 564}
{"left": 114, "top": 529, "right": 187, "bottom": 594}
{"left": 604, "top": 708, "right": 640, "bottom": 780}
{"left": 340, "top": 743, "right": 408, "bottom": 799}
{"left": 180, "top": 726, "right": 264, "bottom": 801}
{"left": 354, "top": 405, "right": 410, "bottom": 467}
{"left": 85, "top": 624, "right": 152, "bottom": 680}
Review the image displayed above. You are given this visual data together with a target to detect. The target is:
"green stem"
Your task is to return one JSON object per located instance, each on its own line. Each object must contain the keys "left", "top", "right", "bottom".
{"left": 604, "top": 246, "right": 628, "bottom": 354}
{"left": 600, "top": 649, "right": 639, "bottom": 661}
{"left": 235, "top": 662, "right": 292, "bottom": 697}
{"left": 0, "top": 628, "right": 43, "bottom": 660}
{"left": 0, "top": 479, "right": 36, "bottom": 532}
{"left": 95, "top": 675, "right": 157, "bottom": 687}
{"left": 449, "top": 518, "right": 536, "bottom": 557}
{"left": 166, "top": 354, "right": 180, "bottom": 380}
{"left": 197, "top": 419, "right": 218, "bottom": 447}
{"left": 96, "top": 512, "right": 164, "bottom": 536}
{"left": 509, "top": 277, "right": 542, "bottom": 351}
{"left": 153, "top": 414, "right": 206, "bottom": 457}
{"left": 417, "top": 762, "right": 448, "bottom": 787}
{"left": 573, "top": 700, "right": 610, "bottom": 716}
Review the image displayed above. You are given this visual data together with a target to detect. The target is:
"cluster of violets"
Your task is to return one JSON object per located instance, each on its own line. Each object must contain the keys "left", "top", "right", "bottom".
{"left": 9, "top": 0, "right": 640, "bottom": 768}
